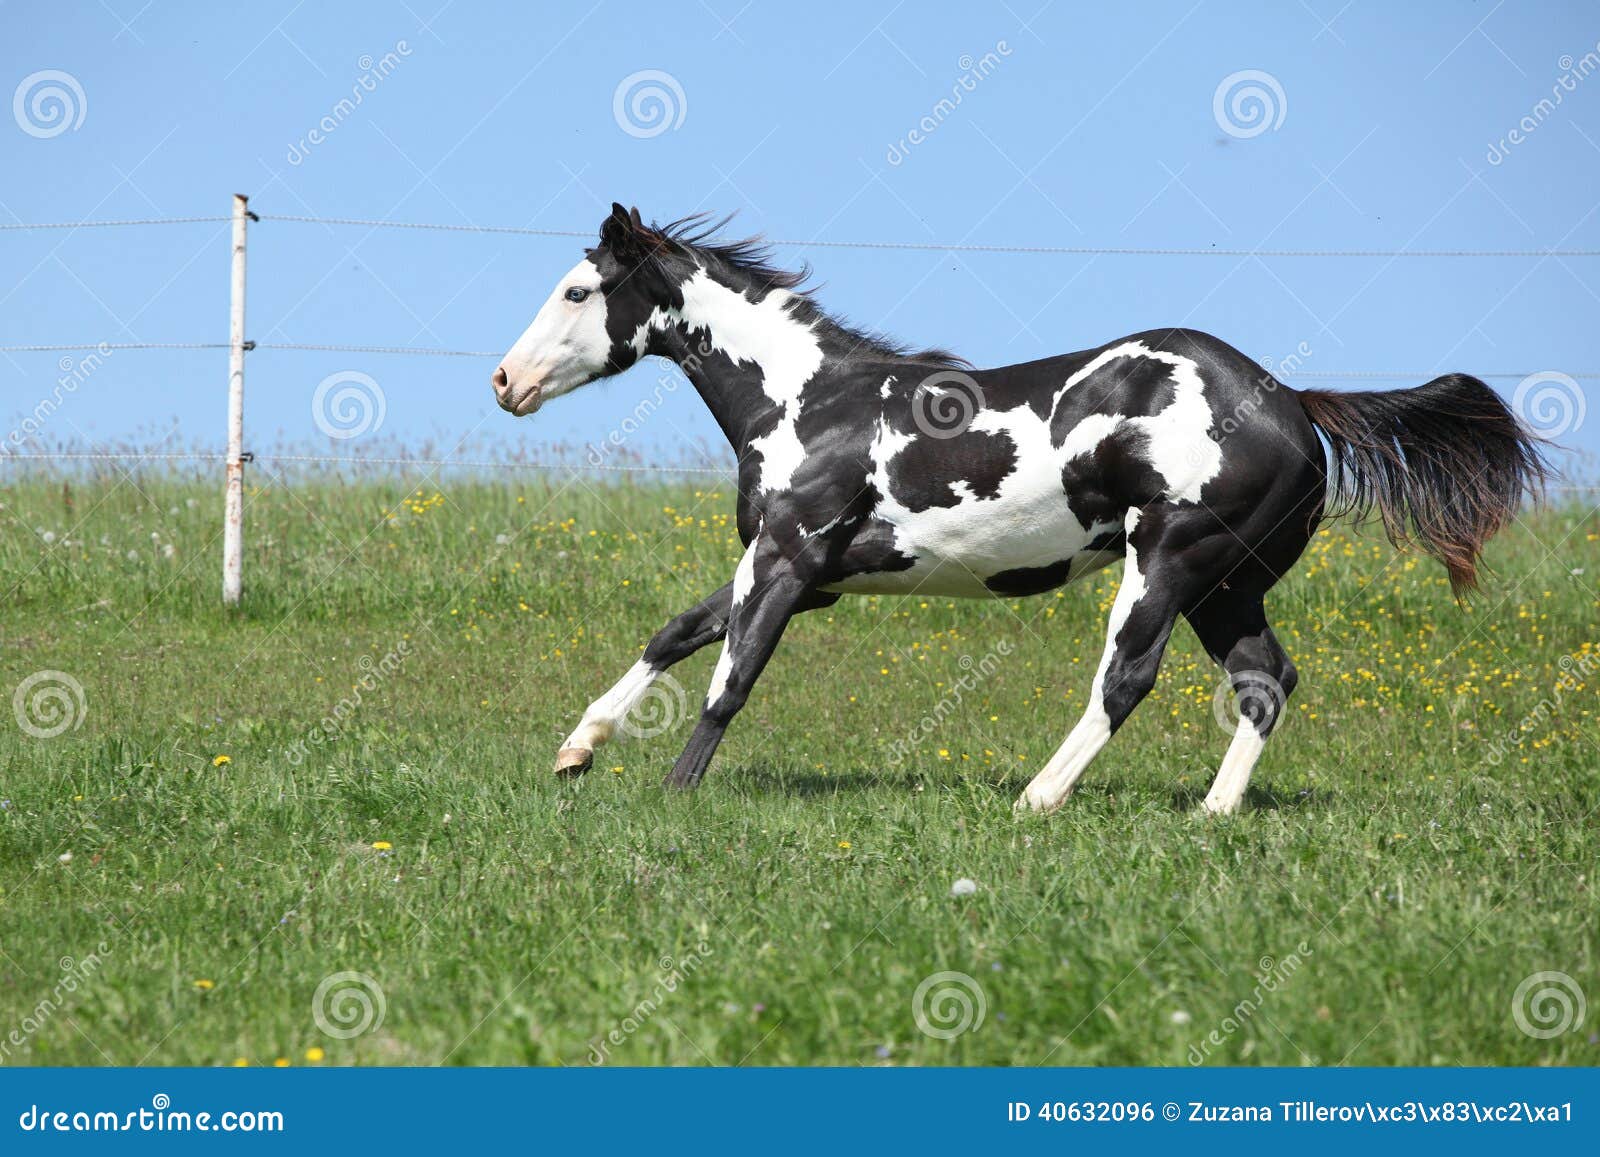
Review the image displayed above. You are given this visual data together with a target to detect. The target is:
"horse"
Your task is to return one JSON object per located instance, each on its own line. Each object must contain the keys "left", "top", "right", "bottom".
{"left": 492, "top": 204, "right": 1548, "bottom": 814}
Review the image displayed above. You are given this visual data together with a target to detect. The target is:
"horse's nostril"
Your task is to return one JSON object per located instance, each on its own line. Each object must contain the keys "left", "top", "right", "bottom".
{"left": 492, "top": 366, "right": 508, "bottom": 393}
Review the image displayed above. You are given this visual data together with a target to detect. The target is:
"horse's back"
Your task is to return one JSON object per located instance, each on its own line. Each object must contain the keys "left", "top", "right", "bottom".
{"left": 823, "top": 328, "right": 1325, "bottom": 598}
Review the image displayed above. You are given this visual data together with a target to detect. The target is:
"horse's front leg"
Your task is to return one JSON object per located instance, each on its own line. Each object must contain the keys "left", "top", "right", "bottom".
{"left": 663, "top": 533, "right": 819, "bottom": 790}
{"left": 554, "top": 582, "right": 734, "bottom": 776}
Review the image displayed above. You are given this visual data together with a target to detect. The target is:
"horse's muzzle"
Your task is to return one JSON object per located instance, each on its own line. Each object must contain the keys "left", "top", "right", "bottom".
{"left": 492, "top": 365, "right": 542, "bottom": 416}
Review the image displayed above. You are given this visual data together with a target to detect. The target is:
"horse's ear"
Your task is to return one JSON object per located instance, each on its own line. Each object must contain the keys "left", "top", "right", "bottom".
{"left": 599, "top": 202, "right": 643, "bottom": 262}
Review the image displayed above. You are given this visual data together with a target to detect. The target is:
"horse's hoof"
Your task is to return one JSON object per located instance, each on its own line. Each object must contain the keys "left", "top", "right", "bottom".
{"left": 1014, "top": 789, "right": 1059, "bottom": 816}
{"left": 554, "top": 747, "right": 594, "bottom": 777}
{"left": 661, "top": 770, "right": 700, "bottom": 791}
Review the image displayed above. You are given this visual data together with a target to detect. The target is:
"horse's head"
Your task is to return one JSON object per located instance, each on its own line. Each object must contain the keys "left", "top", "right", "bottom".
{"left": 492, "top": 202, "right": 673, "bottom": 417}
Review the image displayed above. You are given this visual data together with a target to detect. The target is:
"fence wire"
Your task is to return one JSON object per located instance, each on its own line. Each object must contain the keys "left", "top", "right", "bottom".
{"left": 3, "top": 210, "right": 1599, "bottom": 258}
{"left": 2, "top": 206, "right": 1594, "bottom": 486}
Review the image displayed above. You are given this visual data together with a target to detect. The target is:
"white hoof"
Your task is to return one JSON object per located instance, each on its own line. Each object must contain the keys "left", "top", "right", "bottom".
{"left": 1014, "top": 785, "right": 1066, "bottom": 816}
{"left": 554, "top": 746, "right": 595, "bottom": 777}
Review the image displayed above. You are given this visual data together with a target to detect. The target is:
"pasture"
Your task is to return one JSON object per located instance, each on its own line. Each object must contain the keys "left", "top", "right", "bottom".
{"left": 1, "top": 471, "right": 1595, "bottom": 1066}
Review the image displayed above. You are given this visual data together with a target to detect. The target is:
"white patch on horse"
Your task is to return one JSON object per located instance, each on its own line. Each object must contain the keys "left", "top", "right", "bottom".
{"left": 1203, "top": 716, "right": 1266, "bottom": 815}
{"left": 632, "top": 269, "right": 825, "bottom": 493}
{"left": 706, "top": 536, "right": 760, "bottom": 707}
{"left": 563, "top": 658, "right": 659, "bottom": 752}
{"left": 825, "top": 392, "right": 1126, "bottom": 596}
{"left": 1018, "top": 509, "right": 1145, "bottom": 813}
{"left": 798, "top": 512, "right": 852, "bottom": 539}
{"left": 1057, "top": 341, "right": 1222, "bottom": 503}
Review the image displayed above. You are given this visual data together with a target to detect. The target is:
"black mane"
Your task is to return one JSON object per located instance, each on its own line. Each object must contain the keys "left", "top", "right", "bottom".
{"left": 650, "top": 213, "right": 969, "bottom": 369}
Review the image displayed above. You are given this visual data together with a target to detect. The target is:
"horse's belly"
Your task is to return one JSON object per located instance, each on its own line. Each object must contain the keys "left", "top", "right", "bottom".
{"left": 821, "top": 482, "right": 1112, "bottom": 597}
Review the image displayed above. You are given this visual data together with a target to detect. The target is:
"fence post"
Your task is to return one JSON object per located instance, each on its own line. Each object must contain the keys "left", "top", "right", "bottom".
{"left": 222, "top": 193, "right": 251, "bottom": 607}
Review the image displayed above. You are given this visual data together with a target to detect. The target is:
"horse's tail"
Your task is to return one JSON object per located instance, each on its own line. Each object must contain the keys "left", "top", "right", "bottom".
{"left": 1298, "top": 374, "right": 1551, "bottom": 598}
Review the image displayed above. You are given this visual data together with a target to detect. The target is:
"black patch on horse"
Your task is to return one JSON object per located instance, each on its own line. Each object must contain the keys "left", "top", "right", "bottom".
{"left": 831, "top": 514, "right": 917, "bottom": 580}
{"left": 1060, "top": 427, "right": 1168, "bottom": 529}
{"left": 886, "top": 428, "right": 1018, "bottom": 513}
{"left": 985, "top": 559, "right": 1073, "bottom": 596}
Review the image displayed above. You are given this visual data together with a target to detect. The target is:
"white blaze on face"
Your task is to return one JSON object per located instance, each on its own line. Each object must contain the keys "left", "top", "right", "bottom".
{"left": 497, "top": 257, "right": 610, "bottom": 415}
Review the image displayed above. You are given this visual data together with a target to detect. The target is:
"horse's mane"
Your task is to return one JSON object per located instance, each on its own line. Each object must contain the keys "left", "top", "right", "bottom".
{"left": 647, "top": 213, "right": 970, "bottom": 369}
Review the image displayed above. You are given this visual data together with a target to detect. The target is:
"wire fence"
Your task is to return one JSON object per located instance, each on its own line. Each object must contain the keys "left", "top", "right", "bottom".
{"left": 10, "top": 210, "right": 1600, "bottom": 258}
{"left": 3, "top": 206, "right": 1595, "bottom": 488}
{"left": 0, "top": 450, "right": 736, "bottom": 477}
{"left": 7, "top": 336, "right": 1599, "bottom": 380}
{"left": 6, "top": 450, "right": 1597, "bottom": 493}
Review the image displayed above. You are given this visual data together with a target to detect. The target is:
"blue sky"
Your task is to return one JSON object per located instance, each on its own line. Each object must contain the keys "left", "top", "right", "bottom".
{"left": 2, "top": 0, "right": 1597, "bottom": 477}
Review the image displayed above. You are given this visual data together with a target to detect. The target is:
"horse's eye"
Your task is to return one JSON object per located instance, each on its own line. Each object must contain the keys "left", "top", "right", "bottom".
{"left": 565, "top": 286, "right": 590, "bottom": 303}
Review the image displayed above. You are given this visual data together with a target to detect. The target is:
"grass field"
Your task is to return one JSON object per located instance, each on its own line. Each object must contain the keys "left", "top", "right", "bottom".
{"left": 1, "top": 471, "right": 1596, "bottom": 1067}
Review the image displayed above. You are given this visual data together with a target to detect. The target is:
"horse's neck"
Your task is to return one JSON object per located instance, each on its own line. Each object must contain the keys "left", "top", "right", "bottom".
{"left": 648, "top": 271, "right": 833, "bottom": 455}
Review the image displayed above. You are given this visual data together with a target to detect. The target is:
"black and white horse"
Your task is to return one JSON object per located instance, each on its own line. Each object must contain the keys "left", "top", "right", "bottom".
{"left": 493, "top": 205, "right": 1547, "bottom": 814}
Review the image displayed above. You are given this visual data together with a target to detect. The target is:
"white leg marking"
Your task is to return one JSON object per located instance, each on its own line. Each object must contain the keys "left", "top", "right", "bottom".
{"left": 1018, "top": 511, "right": 1146, "bottom": 814}
{"left": 1017, "top": 708, "right": 1112, "bottom": 814}
{"left": 705, "top": 537, "right": 760, "bottom": 708}
{"left": 563, "top": 659, "right": 659, "bottom": 753}
{"left": 1202, "top": 717, "right": 1266, "bottom": 815}
{"left": 705, "top": 645, "right": 735, "bottom": 712}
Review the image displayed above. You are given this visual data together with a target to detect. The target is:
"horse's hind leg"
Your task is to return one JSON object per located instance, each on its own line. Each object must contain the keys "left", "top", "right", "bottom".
{"left": 1183, "top": 589, "right": 1298, "bottom": 815}
{"left": 1017, "top": 507, "right": 1184, "bottom": 814}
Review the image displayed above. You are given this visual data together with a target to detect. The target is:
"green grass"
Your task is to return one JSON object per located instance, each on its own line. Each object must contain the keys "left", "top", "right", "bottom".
{"left": 1, "top": 472, "right": 1596, "bottom": 1067}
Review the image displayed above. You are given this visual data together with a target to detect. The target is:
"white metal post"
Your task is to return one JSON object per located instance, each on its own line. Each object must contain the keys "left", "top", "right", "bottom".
{"left": 222, "top": 193, "right": 250, "bottom": 607}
